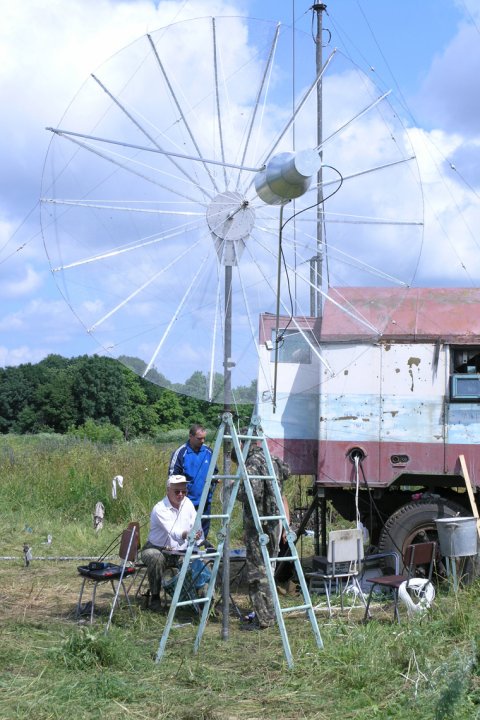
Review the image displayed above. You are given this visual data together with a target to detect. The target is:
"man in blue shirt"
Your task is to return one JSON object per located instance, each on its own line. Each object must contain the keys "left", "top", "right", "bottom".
{"left": 169, "top": 423, "right": 217, "bottom": 541}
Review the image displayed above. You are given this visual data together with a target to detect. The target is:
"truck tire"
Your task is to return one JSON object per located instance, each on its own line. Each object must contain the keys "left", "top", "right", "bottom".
{"left": 378, "top": 499, "right": 478, "bottom": 580}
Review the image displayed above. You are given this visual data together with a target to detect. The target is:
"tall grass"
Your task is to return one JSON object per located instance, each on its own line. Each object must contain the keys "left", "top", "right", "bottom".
{"left": 3, "top": 435, "right": 480, "bottom": 719}
{"left": 0, "top": 434, "right": 247, "bottom": 558}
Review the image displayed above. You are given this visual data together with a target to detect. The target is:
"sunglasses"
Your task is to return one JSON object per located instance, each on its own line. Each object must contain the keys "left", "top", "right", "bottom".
{"left": 173, "top": 489, "right": 187, "bottom": 495}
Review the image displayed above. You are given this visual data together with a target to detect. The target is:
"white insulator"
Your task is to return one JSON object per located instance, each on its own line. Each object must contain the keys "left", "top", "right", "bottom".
{"left": 398, "top": 578, "right": 435, "bottom": 616}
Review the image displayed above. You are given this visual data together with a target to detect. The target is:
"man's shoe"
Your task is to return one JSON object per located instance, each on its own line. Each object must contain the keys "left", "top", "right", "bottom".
{"left": 202, "top": 540, "right": 216, "bottom": 553}
{"left": 240, "top": 621, "right": 260, "bottom": 631}
{"left": 240, "top": 620, "right": 271, "bottom": 631}
{"left": 149, "top": 597, "right": 162, "bottom": 612}
{"left": 197, "top": 583, "right": 208, "bottom": 598}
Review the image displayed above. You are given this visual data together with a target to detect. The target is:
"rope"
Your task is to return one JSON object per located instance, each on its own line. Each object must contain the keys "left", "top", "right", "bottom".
{"left": 398, "top": 579, "right": 435, "bottom": 616}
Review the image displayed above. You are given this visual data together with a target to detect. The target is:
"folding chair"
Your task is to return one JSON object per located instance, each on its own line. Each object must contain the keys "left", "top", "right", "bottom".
{"left": 76, "top": 523, "right": 140, "bottom": 626}
{"left": 363, "top": 541, "right": 436, "bottom": 622}
{"left": 161, "top": 554, "right": 213, "bottom": 614}
{"left": 306, "top": 528, "right": 366, "bottom": 616}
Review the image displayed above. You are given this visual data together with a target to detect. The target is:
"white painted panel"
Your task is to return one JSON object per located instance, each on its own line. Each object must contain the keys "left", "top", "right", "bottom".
{"left": 319, "top": 393, "right": 381, "bottom": 443}
{"left": 319, "top": 344, "right": 381, "bottom": 443}
{"left": 320, "top": 344, "right": 381, "bottom": 396}
{"left": 380, "top": 343, "right": 446, "bottom": 444}
{"left": 380, "top": 343, "right": 447, "bottom": 398}
{"left": 259, "top": 391, "right": 319, "bottom": 440}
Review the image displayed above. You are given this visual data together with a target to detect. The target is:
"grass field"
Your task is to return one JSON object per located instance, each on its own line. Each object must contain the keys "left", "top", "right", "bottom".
{"left": 2, "top": 435, "right": 480, "bottom": 719}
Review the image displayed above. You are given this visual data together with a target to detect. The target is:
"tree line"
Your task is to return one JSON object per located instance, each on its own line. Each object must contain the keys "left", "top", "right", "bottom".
{"left": 0, "top": 354, "right": 255, "bottom": 439}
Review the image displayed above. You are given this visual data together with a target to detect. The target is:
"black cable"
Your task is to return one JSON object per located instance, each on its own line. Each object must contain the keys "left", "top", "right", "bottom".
{"left": 274, "top": 166, "right": 344, "bottom": 346}
{"left": 358, "top": 459, "right": 403, "bottom": 556}
{"left": 97, "top": 516, "right": 149, "bottom": 562}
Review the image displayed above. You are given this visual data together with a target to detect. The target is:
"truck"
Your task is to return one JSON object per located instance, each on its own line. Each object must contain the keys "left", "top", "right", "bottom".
{"left": 257, "top": 286, "right": 480, "bottom": 567}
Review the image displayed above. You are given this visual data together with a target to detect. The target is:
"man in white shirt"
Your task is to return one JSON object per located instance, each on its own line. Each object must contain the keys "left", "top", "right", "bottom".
{"left": 141, "top": 474, "right": 203, "bottom": 611}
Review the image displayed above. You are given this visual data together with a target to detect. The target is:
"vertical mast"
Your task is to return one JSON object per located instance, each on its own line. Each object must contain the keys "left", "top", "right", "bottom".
{"left": 313, "top": 3, "right": 327, "bottom": 556}
{"left": 222, "top": 264, "right": 233, "bottom": 639}
{"left": 313, "top": 3, "right": 326, "bottom": 318}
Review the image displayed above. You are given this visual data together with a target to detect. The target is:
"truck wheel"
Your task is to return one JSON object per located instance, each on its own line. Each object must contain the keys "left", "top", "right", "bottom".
{"left": 378, "top": 499, "right": 478, "bottom": 581}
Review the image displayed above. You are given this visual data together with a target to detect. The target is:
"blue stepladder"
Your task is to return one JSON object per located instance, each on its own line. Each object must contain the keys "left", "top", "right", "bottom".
{"left": 155, "top": 412, "right": 323, "bottom": 668}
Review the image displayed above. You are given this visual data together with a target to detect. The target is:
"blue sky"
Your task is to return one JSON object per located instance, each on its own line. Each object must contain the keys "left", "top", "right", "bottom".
{"left": 0, "top": 0, "right": 479, "bottom": 395}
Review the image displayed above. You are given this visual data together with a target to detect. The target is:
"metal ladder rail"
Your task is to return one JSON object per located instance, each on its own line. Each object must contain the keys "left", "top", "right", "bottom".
{"left": 257, "top": 430, "right": 324, "bottom": 654}
{"left": 193, "top": 416, "right": 262, "bottom": 653}
{"left": 193, "top": 465, "right": 245, "bottom": 652}
{"left": 233, "top": 422, "right": 323, "bottom": 667}
{"left": 155, "top": 421, "right": 228, "bottom": 663}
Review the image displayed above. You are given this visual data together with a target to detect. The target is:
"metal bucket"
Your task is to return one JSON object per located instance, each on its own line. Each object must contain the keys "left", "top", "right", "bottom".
{"left": 435, "top": 517, "right": 478, "bottom": 557}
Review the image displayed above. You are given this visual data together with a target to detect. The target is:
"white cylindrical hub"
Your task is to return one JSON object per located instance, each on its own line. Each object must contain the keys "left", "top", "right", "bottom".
{"left": 255, "top": 149, "right": 321, "bottom": 205}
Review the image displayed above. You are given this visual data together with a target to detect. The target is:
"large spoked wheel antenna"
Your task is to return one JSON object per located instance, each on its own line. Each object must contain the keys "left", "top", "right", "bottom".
{"left": 40, "top": 13, "right": 424, "bottom": 411}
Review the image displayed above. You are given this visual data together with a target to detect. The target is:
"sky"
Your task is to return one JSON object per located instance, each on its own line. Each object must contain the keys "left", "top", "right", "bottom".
{"left": 1, "top": 0, "right": 480, "bottom": 398}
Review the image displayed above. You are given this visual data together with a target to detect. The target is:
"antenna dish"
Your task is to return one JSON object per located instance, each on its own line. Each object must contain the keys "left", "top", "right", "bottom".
{"left": 41, "top": 15, "right": 423, "bottom": 406}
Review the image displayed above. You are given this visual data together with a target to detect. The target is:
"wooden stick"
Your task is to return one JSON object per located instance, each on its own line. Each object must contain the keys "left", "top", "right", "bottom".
{"left": 459, "top": 454, "right": 480, "bottom": 540}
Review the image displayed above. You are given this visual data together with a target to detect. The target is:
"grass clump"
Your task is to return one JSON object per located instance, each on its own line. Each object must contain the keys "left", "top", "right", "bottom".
{"left": 52, "top": 627, "right": 127, "bottom": 670}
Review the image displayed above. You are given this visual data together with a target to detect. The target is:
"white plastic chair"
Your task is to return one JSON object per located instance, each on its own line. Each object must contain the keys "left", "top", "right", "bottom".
{"left": 307, "top": 528, "right": 366, "bottom": 616}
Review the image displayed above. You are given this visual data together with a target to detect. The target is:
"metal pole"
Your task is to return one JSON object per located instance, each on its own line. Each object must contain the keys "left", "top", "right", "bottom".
{"left": 313, "top": 3, "right": 326, "bottom": 555}
{"left": 313, "top": 3, "right": 326, "bottom": 317}
{"left": 222, "top": 264, "right": 233, "bottom": 639}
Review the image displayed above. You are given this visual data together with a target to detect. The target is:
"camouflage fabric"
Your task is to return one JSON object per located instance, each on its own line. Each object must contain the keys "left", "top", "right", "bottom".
{"left": 140, "top": 542, "right": 181, "bottom": 596}
{"left": 244, "top": 514, "right": 275, "bottom": 627}
{"left": 241, "top": 444, "right": 290, "bottom": 627}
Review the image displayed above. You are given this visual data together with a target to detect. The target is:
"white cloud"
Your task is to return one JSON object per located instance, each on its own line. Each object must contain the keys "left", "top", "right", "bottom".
{"left": 0, "top": 264, "right": 43, "bottom": 298}
{"left": 0, "top": 344, "right": 48, "bottom": 368}
{"left": 415, "top": 22, "right": 480, "bottom": 138}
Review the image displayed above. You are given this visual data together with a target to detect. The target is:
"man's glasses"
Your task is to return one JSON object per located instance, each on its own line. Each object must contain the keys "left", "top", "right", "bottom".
{"left": 173, "top": 489, "right": 187, "bottom": 495}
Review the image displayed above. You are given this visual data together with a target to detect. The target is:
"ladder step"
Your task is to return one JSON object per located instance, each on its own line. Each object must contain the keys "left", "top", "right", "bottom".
{"left": 258, "top": 514, "right": 285, "bottom": 521}
{"left": 191, "top": 551, "right": 221, "bottom": 560}
{"left": 175, "top": 597, "right": 209, "bottom": 608}
{"left": 201, "top": 513, "right": 229, "bottom": 519}
{"left": 273, "top": 555, "right": 299, "bottom": 563}
{"left": 281, "top": 604, "right": 311, "bottom": 614}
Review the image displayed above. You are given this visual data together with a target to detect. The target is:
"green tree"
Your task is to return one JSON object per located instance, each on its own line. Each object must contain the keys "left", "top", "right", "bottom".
{"left": 153, "top": 389, "right": 185, "bottom": 430}
{"left": 71, "top": 355, "right": 129, "bottom": 427}
{"left": 120, "top": 367, "right": 158, "bottom": 438}
{"left": 0, "top": 365, "right": 36, "bottom": 432}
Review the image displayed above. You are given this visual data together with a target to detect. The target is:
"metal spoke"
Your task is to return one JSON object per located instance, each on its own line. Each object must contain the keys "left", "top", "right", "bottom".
{"left": 143, "top": 248, "right": 212, "bottom": 377}
{"left": 235, "top": 23, "right": 280, "bottom": 191}
{"left": 45, "top": 129, "right": 213, "bottom": 203}
{"left": 212, "top": 18, "right": 228, "bottom": 189}
{"left": 91, "top": 73, "right": 204, "bottom": 190}
{"left": 52, "top": 219, "right": 203, "bottom": 272}
{"left": 147, "top": 33, "right": 220, "bottom": 193}
{"left": 89, "top": 238, "right": 201, "bottom": 332}
{"left": 42, "top": 199, "right": 204, "bottom": 216}
{"left": 319, "top": 89, "right": 391, "bottom": 149}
